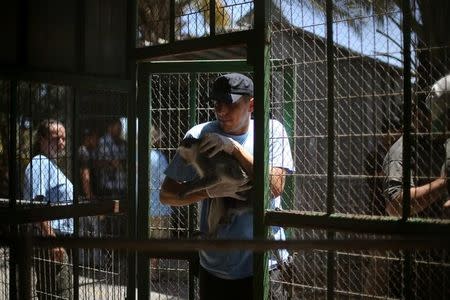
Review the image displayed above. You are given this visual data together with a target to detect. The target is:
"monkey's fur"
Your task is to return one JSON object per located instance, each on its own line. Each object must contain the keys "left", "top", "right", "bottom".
{"left": 177, "top": 136, "right": 252, "bottom": 234}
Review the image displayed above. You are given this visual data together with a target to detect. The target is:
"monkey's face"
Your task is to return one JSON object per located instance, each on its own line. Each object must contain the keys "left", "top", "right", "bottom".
{"left": 177, "top": 136, "right": 200, "bottom": 164}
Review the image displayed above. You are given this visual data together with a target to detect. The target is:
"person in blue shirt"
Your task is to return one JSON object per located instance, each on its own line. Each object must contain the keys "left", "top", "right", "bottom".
{"left": 23, "top": 119, "right": 73, "bottom": 299}
{"left": 149, "top": 124, "right": 171, "bottom": 280}
{"left": 160, "top": 73, "right": 294, "bottom": 299}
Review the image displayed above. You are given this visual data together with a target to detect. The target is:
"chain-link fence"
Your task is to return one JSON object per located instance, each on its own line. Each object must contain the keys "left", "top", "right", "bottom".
{"left": 0, "top": 82, "right": 132, "bottom": 299}
{"left": 268, "top": 0, "right": 450, "bottom": 299}
{"left": 2, "top": 0, "right": 450, "bottom": 299}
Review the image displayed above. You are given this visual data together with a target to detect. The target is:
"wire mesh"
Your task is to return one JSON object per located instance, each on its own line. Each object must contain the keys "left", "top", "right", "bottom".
{"left": 0, "top": 83, "right": 132, "bottom": 299}
{"left": 269, "top": 0, "right": 450, "bottom": 299}
{"left": 137, "top": 0, "right": 254, "bottom": 47}
{"left": 1, "top": 1, "right": 450, "bottom": 299}
{"left": 77, "top": 89, "right": 130, "bottom": 299}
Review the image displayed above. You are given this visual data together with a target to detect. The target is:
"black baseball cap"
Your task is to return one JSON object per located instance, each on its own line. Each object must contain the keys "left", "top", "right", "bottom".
{"left": 209, "top": 73, "right": 254, "bottom": 104}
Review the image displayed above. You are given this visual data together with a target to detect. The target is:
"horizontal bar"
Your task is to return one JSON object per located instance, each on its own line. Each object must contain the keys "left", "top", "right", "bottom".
{"left": 265, "top": 210, "right": 450, "bottom": 235}
{"left": 142, "top": 59, "right": 253, "bottom": 73}
{"left": 0, "top": 68, "right": 131, "bottom": 92}
{"left": 1, "top": 236, "right": 450, "bottom": 251}
{"left": 140, "top": 58, "right": 295, "bottom": 75}
{"left": 0, "top": 200, "right": 121, "bottom": 224}
{"left": 135, "top": 30, "right": 252, "bottom": 61}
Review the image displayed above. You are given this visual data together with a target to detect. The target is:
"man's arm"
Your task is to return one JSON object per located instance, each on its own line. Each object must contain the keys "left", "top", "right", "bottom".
{"left": 386, "top": 177, "right": 447, "bottom": 217}
{"left": 231, "top": 142, "right": 286, "bottom": 198}
{"left": 160, "top": 177, "right": 209, "bottom": 206}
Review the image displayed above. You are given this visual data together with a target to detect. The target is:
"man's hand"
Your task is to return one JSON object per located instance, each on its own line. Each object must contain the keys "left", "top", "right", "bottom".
{"left": 200, "top": 133, "right": 237, "bottom": 157}
{"left": 206, "top": 180, "right": 252, "bottom": 200}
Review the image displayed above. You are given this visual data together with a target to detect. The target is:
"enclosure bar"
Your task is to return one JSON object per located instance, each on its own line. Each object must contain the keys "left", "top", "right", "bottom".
{"left": 401, "top": 0, "right": 412, "bottom": 222}
{"left": 189, "top": 73, "right": 199, "bottom": 128}
{"left": 401, "top": 1, "right": 413, "bottom": 298}
{"left": 253, "top": 0, "right": 271, "bottom": 299}
{"left": 142, "top": 59, "right": 253, "bottom": 73}
{"left": 169, "top": 0, "right": 175, "bottom": 43}
{"left": 135, "top": 30, "right": 251, "bottom": 60}
{"left": 8, "top": 82, "right": 17, "bottom": 209}
{"left": 188, "top": 73, "right": 199, "bottom": 300}
{"left": 127, "top": 93, "right": 138, "bottom": 297}
{"left": 17, "top": 233, "right": 32, "bottom": 300}
{"left": 128, "top": 0, "right": 138, "bottom": 297}
{"left": 210, "top": 0, "right": 216, "bottom": 36}
{"left": 265, "top": 210, "right": 450, "bottom": 235}
{"left": 20, "top": 236, "right": 450, "bottom": 251}
{"left": 326, "top": 0, "right": 336, "bottom": 299}
{"left": 137, "top": 66, "right": 151, "bottom": 300}
{"left": 71, "top": 88, "right": 81, "bottom": 300}
{"left": 8, "top": 80, "right": 18, "bottom": 300}
{"left": 76, "top": 0, "right": 85, "bottom": 73}
{"left": 0, "top": 69, "right": 131, "bottom": 93}
{"left": 0, "top": 200, "right": 121, "bottom": 224}
{"left": 325, "top": 0, "right": 335, "bottom": 215}
{"left": 17, "top": 0, "right": 28, "bottom": 67}
{"left": 282, "top": 61, "right": 297, "bottom": 231}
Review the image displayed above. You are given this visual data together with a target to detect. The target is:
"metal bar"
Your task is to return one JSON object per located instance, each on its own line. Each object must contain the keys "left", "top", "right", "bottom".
{"left": 17, "top": 233, "right": 32, "bottom": 300}
{"left": 282, "top": 59, "right": 297, "bottom": 300}
{"left": 135, "top": 30, "right": 252, "bottom": 60}
{"left": 8, "top": 82, "right": 17, "bottom": 209}
{"left": 0, "top": 69, "right": 131, "bottom": 93}
{"left": 143, "top": 59, "right": 253, "bottom": 74}
{"left": 253, "top": 0, "right": 270, "bottom": 299}
{"left": 137, "top": 65, "right": 150, "bottom": 300}
{"left": 169, "top": 0, "right": 175, "bottom": 43}
{"left": 282, "top": 60, "right": 296, "bottom": 238}
{"left": 76, "top": 0, "right": 85, "bottom": 73}
{"left": 17, "top": 0, "right": 28, "bottom": 67}
{"left": 325, "top": 0, "right": 336, "bottom": 299}
{"left": 401, "top": 0, "right": 412, "bottom": 222}
{"left": 22, "top": 236, "right": 450, "bottom": 252}
{"left": 8, "top": 79, "right": 18, "bottom": 300}
{"left": 326, "top": 0, "right": 335, "bottom": 215}
{"left": 0, "top": 200, "right": 121, "bottom": 224}
{"left": 401, "top": 1, "right": 413, "bottom": 299}
{"left": 188, "top": 73, "right": 199, "bottom": 300}
{"left": 72, "top": 88, "right": 81, "bottom": 300}
{"left": 210, "top": 0, "right": 216, "bottom": 36}
{"left": 127, "top": 0, "right": 138, "bottom": 297}
{"left": 265, "top": 210, "right": 450, "bottom": 235}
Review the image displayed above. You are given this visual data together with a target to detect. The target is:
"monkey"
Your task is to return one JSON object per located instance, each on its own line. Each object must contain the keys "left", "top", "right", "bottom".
{"left": 176, "top": 136, "right": 253, "bottom": 234}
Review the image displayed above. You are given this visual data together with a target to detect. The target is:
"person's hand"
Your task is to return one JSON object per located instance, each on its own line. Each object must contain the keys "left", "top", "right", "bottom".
{"left": 206, "top": 180, "right": 252, "bottom": 200}
{"left": 199, "top": 133, "right": 237, "bottom": 157}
